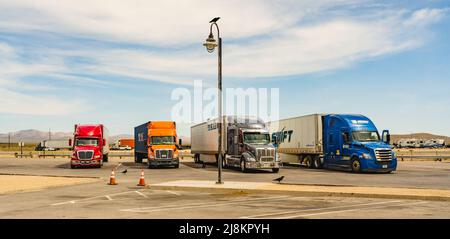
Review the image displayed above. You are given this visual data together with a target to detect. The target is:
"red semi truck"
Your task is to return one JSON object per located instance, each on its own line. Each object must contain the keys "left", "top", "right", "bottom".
{"left": 70, "top": 124, "right": 110, "bottom": 169}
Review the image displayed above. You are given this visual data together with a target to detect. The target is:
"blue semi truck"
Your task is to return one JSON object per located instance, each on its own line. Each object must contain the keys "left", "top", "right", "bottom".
{"left": 268, "top": 114, "right": 397, "bottom": 173}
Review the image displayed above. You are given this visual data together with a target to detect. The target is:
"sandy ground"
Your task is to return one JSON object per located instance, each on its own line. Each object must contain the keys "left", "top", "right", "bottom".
{"left": 0, "top": 175, "right": 99, "bottom": 195}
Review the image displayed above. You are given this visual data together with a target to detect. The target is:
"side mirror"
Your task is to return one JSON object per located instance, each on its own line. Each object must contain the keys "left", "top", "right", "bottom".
{"left": 382, "top": 130, "right": 391, "bottom": 144}
{"left": 178, "top": 139, "right": 182, "bottom": 146}
{"left": 69, "top": 139, "right": 72, "bottom": 147}
{"left": 103, "top": 139, "right": 106, "bottom": 146}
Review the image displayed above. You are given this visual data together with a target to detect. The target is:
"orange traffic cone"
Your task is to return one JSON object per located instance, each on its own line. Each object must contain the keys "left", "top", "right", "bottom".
{"left": 108, "top": 170, "right": 117, "bottom": 185}
{"left": 137, "top": 169, "right": 146, "bottom": 186}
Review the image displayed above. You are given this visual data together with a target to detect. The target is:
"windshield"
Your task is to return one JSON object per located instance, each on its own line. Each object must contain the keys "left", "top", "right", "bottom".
{"left": 151, "top": 136, "right": 176, "bottom": 145}
{"left": 352, "top": 131, "right": 380, "bottom": 142}
{"left": 75, "top": 138, "right": 99, "bottom": 146}
{"left": 243, "top": 132, "right": 270, "bottom": 144}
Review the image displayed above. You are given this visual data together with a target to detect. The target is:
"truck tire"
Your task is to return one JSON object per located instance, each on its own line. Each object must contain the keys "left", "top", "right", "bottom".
{"left": 135, "top": 153, "right": 142, "bottom": 164}
{"left": 70, "top": 164, "right": 75, "bottom": 169}
{"left": 313, "top": 156, "right": 322, "bottom": 169}
{"left": 351, "top": 157, "right": 361, "bottom": 173}
{"left": 305, "top": 156, "right": 315, "bottom": 169}
{"left": 221, "top": 154, "right": 227, "bottom": 169}
{"left": 103, "top": 154, "right": 108, "bottom": 163}
{"left": 240, "top": 158, "right": 248, "bottom": 173}
{"left": 174, "top": 163, "right": 179, "bottom": 168}
{"left": 194, "top": 154, "right": 200, "bottom": 164}
{"left": 272, "top": 168, "right": 279, "bottom": 173}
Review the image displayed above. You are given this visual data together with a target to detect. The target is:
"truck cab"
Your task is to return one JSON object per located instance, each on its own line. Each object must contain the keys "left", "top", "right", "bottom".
{"left": 70, "top": 124, "right": 109, "bottom": 169}
{"left": 225, "top": 120, "right": 280, "bottom": 173}
{"left": 135, "top": 121, "right": 179, "bottom": 168}
{"left": 322, "top": 115, "right": 397, "bottom": 173}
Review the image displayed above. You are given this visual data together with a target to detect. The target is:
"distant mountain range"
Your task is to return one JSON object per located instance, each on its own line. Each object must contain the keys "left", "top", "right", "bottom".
{"left": 0, "top": 129, "right": 133, "bottom": 143}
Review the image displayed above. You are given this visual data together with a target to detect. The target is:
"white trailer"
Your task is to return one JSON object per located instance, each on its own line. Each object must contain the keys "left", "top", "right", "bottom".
{"left": 190, "top": 117, "right": 226, "bottom": 163}
{"left": 36, "top": 139, "right": 71, "bottom": 150}
{"left": 267, "top": 114, "right": 323, "bottom": 165}
{"left": 191, "top": 116, "right": 280, "bottom": 173}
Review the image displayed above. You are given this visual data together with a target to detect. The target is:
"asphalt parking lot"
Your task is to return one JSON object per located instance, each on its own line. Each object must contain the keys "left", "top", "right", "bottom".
{"left": 0, "top": 157, "right": 449, "bottom": 218}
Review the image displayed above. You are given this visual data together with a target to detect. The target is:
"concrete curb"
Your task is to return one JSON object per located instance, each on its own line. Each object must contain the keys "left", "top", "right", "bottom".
{"left": 0, "top": 173, "right": 101, "bottom": 179}
{"left": 149, "top": 181, "right": 450, "bottom": 202}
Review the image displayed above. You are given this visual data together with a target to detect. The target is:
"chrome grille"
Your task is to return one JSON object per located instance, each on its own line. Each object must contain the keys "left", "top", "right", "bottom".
{"left": 256, "top": 148, "right": 275, "bottom": 162}
{"left": 77, "top": 150, "right": 93, "bottom": 160}
{"left": 375, "top": 149, "right": 392, "bottom": 161}
{"left": 155, "top": 149, "right": 173, "bottom": 159}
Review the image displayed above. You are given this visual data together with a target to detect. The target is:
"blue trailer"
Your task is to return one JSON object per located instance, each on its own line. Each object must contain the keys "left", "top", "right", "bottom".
{"left": 269, "top": 114, "right": 397, "bottom": 173}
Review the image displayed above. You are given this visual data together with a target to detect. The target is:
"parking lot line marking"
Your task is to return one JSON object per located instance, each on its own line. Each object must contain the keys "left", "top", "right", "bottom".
{"left": 121, "top": 195, "right": 291, "bottom": 213}
{"left": 166, "top": 190, "right": 180, "bottom": 196}
{"left": 50, "top": 190, "right": 138, "bottom": 206}
{"left": 275, "top": 201, "right": 427, "bottom": 219}
{"left": 135, "top": 191, "right": 148, "bottom": 198}
{"left": 241, "top": 200, "right": 403, "bottom": 219}
{"left": 105, "top": 195, "right": 113, "bottom": 201}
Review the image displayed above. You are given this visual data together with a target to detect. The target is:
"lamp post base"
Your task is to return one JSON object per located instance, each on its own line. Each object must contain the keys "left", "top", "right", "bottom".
{"left": 215, "top": 181, "right": 224, "bottom": 185}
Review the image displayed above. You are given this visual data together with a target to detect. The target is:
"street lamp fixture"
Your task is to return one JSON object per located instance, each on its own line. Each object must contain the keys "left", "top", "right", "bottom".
{"left": 203, "top": 33, "right": 218, "bottom": 53}
{"left": 203, "top": 17, "right": 224, "bottom": 184}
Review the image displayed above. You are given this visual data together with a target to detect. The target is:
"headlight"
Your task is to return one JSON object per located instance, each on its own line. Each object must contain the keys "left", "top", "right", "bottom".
{"left": 246, "top": 156, "right": 256, "bottom": 162}
{"left": 362, "top": 153, "right": 372, "bottom": 159}
{"left": 391, "top": 151, "right": 397, "bottom": 158}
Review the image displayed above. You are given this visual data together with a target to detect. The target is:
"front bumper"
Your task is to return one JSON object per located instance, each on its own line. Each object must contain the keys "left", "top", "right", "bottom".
{"left": 71, "top": 159, "right": 101, "bottom": 167}
{"left": 148, "top": 157, "right": 179, "bottom": 166}
{"left": 246, "top": 161, "right": 280, "bottom": 169}
{"left": 361, "top": 158, "right": 397, "bottom": 172}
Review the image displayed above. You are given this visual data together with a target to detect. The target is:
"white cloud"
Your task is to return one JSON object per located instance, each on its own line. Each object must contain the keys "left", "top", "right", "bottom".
{"left": 0, "top": 88, "right": 87, "bottom": 115}
{"left": 404, "top": 8, "right": 449, "bottom": 27}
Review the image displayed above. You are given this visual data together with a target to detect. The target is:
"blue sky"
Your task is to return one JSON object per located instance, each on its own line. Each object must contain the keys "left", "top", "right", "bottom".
{"left": 0, "top": 0, "right": 449, "bottom": 137}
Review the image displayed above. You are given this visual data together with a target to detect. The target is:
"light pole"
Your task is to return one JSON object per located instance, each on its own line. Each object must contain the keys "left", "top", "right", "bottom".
{"left": 203, "top": 17, "right": 223, "bottom": 184}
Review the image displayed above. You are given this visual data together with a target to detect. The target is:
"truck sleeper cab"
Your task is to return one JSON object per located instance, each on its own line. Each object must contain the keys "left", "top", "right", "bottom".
{"left": 134, "top": 121, "right": 179, "bottom": 169}
{"left": 70, "top": 124, "right": 110, "bottom": 169}
{"left": 322, "top": 114, "right": 397, "bottom": 173}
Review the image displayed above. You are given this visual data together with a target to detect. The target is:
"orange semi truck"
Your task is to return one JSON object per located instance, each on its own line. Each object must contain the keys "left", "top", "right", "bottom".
{"left": 134, "top": 121, "right": 179, "bottom": 168}
{"left": 118, "top": 138, "right": 135, "bottom": 149}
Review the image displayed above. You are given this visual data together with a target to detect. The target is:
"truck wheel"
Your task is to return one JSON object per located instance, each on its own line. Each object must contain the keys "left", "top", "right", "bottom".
{"left": 305, "top": 156, "right": 315, "bottom": 169}
{"left": 313, "top": 156, "right": 322, "bottom": 169}
{"left": 70, "top": 164, "right": 75, "bottom": 169}
{"left": 174, "top": 163, "right": 179, "bottom": 168}
{"left": 272, "top": 168, "right": 279, "bottom": 173}
{"left": 194, "top": 154, "right": 200, "bottom": 164}
{"left": 221, "top": 154, "right": 227, "bottom": 169}
{"left": 351, "top": 157, "right": 361, "bottom": 173}
{"left": 240, "top": 158, "right": 248, "bottom": 173}
{"left": 135, "top": 153, "right": 142, "bottom": 164}
{"left": 102, "top": 154, "right": 108, "bottom": 163}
